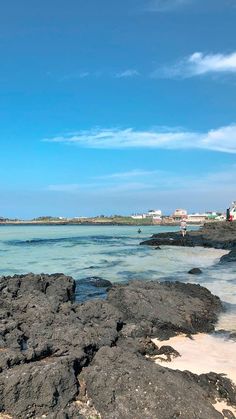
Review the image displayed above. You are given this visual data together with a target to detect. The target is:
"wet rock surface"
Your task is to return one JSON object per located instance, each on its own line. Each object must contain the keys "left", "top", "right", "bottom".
{"left": 76, "top": 276, "right": 113, "bottom": 302}
{"left": 188, "top": 267, "right": 202, "bottom": 275}
{"left": 220, "top": 248, "right": 236, "bottom": 263}
{"left": 0, "top": 273, "right": 235, "bottom": 418}
{"left": 140, "top": 221, "right": 236, "bottom": 250}
{"left": 81, "top": 276, "right": 113, "bottom": 289}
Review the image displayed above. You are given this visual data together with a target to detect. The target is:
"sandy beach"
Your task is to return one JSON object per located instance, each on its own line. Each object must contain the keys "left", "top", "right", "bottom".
{"left": 153, "top": 333, "right": 236, "bottom": 417}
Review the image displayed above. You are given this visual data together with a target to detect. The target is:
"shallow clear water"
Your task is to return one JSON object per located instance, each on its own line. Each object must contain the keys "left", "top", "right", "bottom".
{"left": 0, "top": 224, "right": 236, "bottom": 330}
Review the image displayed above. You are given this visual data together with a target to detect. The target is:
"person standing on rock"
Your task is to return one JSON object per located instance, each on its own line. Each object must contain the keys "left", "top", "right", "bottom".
{"left": 180, "top": 219, "right": 187, "bottom": 238}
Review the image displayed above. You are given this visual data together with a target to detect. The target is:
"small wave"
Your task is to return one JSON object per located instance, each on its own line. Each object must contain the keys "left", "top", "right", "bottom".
{"left": 5, "top": 235, "right": 133, "bottom": 247}
{"left": 6, "top": 237, "right": 83, "bottom": 246}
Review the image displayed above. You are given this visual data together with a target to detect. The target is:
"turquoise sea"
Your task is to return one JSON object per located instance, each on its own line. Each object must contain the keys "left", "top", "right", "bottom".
{"left": 0, "top": 224, "right": 236, "bottom": 330}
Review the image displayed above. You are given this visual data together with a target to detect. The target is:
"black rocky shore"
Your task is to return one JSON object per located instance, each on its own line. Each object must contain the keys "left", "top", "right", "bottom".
{"left": 1, "top": 273, "right": 236, "bottom": 418}
{"left": 140, "top": 221, "right": 236, "bottom": 259}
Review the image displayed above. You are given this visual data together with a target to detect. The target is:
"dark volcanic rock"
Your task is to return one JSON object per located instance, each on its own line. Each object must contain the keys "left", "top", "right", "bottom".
{"left": 192, "top": 372, "right": 236, "bottom": 407}
{"left": 107, "top": 280, "right": 223, "bottom": 339}
{"left": 0, "top": 273, "right": 121, "bottom": 418}
{"left": 0, "top": 357, "right": 78, "bottom": 418}
{"left": 83, "top": 276, "right": 113, "bottom": 288}
{"left": 81, "top": 346, "right": 223, "bottom": 419}
{"left": 140, "top": 221, "right": 236, "bottom": 250}
{"left": 116, "top": 336, "right": 160, "bottom": 357}
{"left": 220, "top": 249, "right": 236, "bottom": 263}
{"left": 188, "top": 267, "right": 202, "bottom": 275}
{"left": 0, "top": 273, "right": 230, "bottom": 418}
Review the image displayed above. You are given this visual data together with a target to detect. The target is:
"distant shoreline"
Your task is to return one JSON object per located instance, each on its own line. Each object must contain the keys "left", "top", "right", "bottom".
{"left": 0, "top": 219, "right": 203, "bottom": 227}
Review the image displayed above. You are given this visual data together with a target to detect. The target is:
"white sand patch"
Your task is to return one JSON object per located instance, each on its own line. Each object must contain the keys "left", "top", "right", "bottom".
{"left": 153, "top": 333, "right": 236, "bottom": 417}
{"left": 153, "top": 333, "right": 236, "bottom": 385}
{"left": 213, "top": 399, "right": 236, "bottom": 417}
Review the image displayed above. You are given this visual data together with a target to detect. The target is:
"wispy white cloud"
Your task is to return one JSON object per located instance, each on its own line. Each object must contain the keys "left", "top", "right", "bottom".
{"left": 60, "top": 72, "right": 90, "bottom": 81}
{"left": 95, "top": 169, "right": 161, "bottom": 180}
{"left": 144, "top": 0, "right": 235, "bottom": 13}
{"left": 47, "top": 181, "right": 154, "bottom": 194}
{"left": 46, "top": 165, "right": 236, "bottom": 207}
{"left": 43, "top": 123, "right": 236, "bottom": 154}
{"left": 115, "top": 69, "right": 140, "bottom": 78}
{"left": 59, "top": 69, "right": 140, "bottom": 82}
{"left": 48, "top": 184, "right": 83, "bottom": 192}
{"left": 145, "top": 0, "right": 193, "bottom": 12}
{"left": 153, "top": 51, "right": 236, "bottom": 78}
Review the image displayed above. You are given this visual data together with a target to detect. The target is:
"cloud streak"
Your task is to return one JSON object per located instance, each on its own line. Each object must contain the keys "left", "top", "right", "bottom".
{"left": 95, "top": 169, "right": 161, "bottom": 180}
{"left": 146, "top": 0, "right": 192, "bottom": 12}
{"left": 60, "top": 69, "right": 140, "bottom": 82}
{"left": 59, "top": 72, "right": 90, "bottom": 81}
{"left": 46, "top": 165, "right": 236, "bottom": 215}
{"left": 154, "top": 52, "right": 236, "bottom": 78}
{"left": 44, "top": 123, "right": 236, "bottom": 153}
{"left": 115, "top": 69, "right": 140, "bottom": 78}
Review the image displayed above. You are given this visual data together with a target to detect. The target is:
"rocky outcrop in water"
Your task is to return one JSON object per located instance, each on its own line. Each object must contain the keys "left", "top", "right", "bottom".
{"left": 220, "top": 248, "right": 236, "bottom": 263}
{"left": 188, "top": 267, "right": 202, "bottom": 275}
{"left": 140, "top": 221, "right": 236, "bottom": 250}
{"left": 0, "top": 273, "right": 235, "bottom": 418}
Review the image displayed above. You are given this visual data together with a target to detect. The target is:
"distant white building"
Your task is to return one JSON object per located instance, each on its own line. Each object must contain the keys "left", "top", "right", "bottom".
{"left": 146, "top": 209, "right": 162, "bottom": 217}
{"left": 131, "top": 209, "right": 162, "bottom": 220}
{"left": 172, "top": 209, "right": 188, "bottom": 219}
{"left": 215, "top": 214, "right": 226, "bottom": 221}
{"left": 131, "top": 214, "right": 144, "bottom": 220}
{"left": 187, "top": 213, "right": 207, "bottom": 223}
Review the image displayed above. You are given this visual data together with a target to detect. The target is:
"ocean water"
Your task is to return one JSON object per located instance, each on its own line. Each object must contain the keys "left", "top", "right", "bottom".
{"left": 0, "top": 224, "right": 236, "bottom": 331}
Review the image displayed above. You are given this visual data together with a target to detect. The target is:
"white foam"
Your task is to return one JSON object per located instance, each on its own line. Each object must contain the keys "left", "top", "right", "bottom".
{"left": 217, "top": 310, "right": 236, "bottom": 332}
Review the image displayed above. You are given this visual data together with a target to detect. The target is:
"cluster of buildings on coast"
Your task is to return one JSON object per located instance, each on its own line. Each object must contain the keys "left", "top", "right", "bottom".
{"left": 1, "top": 202, "right": 236, "bottom": 225}
{"left": 131, "top": 202, "right": 236, "bottom": 224}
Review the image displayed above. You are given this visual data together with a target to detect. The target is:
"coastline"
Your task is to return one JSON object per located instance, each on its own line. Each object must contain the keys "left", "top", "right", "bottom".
{"left": 140, "top": 220, "right": 236, "bottom": 249}
{"left": 0, "top": 218, "right": 204, "bottom": 227}
{"left": 0, "top": 222, "right": 236, "bottom": 418}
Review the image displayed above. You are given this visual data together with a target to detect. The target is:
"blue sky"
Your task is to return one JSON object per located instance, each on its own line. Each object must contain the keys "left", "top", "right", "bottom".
{"left": 1, "top": 0, "right": 236, "bottom": 218}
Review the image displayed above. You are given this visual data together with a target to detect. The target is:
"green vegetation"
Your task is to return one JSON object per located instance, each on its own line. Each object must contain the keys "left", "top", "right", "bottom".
{"left": 1, "top": 215, "right": 158, "bottom": 225}
{"left": 90, "top": 216, "right": 154, "bottom": 225}
{"left": 32, "top": 216, "right": 64, "bottom": 221}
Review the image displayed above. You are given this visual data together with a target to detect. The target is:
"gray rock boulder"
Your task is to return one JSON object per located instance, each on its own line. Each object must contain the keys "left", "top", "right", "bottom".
{"left": 0, "top": 357, "right": 77, "bottom": 418}
{"left": 81, "top": 346, "right": 223, "bottom": 419}
{"left": 188, "top": 267, "right": 202, "bottom": 275}
{"left": 107, "top": 280, "right": 222, "bottom": 339}
{"left": 220, "top": 249, "right": 236, "bottom": 263}
{"left": 0, "top": 273, "right": 230, "bottom": 418}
